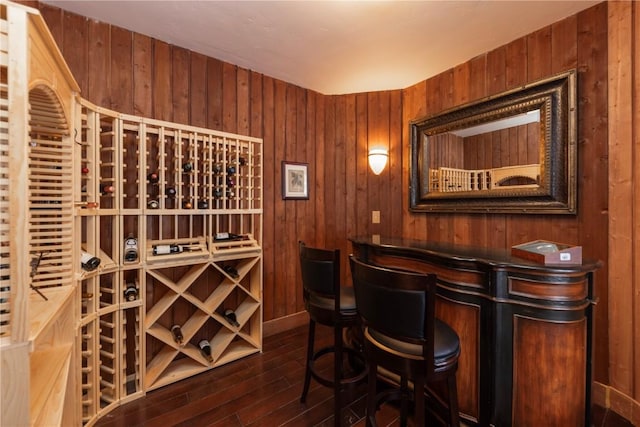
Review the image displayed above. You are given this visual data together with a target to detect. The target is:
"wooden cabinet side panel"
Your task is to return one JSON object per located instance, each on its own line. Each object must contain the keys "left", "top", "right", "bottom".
{"left": 436, "top": 296, "right": 480, "bottom": 422}
{"left": 512, "top": 316, "right": 586, "bottom": 427}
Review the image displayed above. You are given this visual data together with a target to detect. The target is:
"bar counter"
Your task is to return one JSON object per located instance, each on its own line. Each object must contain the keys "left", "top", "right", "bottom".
{"left": 350, "top": 236, "right": 601, "bottom": 427}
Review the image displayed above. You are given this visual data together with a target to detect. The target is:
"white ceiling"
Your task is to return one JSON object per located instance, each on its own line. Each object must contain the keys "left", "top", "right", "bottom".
{"left": 42, "top": 0, "right": 599, "bottom": 95}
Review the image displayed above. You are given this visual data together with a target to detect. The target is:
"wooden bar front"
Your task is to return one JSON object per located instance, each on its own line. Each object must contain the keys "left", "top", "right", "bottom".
{"left": 350, "top": 236, "right": 600, "bottom": 427}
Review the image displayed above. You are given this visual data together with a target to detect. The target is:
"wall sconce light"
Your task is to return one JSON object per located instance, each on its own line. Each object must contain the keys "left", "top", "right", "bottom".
{"left": 368, "top": 148, "right": 388, "bottom": 175}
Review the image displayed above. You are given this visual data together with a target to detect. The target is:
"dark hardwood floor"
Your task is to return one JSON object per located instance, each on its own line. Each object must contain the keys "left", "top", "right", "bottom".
{"left": 96, "top": 324, "right": 377, "bottom": 427}
{"left": 95, "top": 324, "right": 632, "bottom": 427}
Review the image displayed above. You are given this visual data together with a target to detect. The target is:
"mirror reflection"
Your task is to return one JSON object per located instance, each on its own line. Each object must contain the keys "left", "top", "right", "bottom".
{"left": 427, "top": 109, "right": 542, "bottom": 193}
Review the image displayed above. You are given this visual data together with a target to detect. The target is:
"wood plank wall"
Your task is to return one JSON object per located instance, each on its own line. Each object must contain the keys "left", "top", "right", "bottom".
{"left": 606, "top": 1, "right": 640, "bottom": 420}
{"left": 32, "top": 1, "right": 615, "bottom": 390}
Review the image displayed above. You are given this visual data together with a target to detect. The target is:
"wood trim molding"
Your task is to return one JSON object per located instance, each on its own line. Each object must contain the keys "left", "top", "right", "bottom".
{"left": 592, "top": 382, "right": 640, "bottom": 426}
{"left": 263, "top": 311, "right": 308, "bottom": 337}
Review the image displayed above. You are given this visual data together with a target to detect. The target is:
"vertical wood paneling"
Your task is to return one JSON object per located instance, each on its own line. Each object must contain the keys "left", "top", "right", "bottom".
{"left": 132, "top": 34, "right": 152, "bottom": 117}
{"left": 333, "top": 93, "right": 347, "bottom": 270}
{"left": 111, "top": 26, "right": 132, "bottom": 114}
{"left": 608, "top": 0, "right": 634, "bottom": 399}
{"left": 295, "top": 86, "right": 309, "bottom": 311}
{"left": 323, "top": 96, "right": 336, "bottom": 248}
{"left": 236, "top": 67, "right": 249, "bottom": 135}
{"left": 38, "top": 4, "right": 62, "bottom": 46}
{"left": 577, "top": 3, "right": 609, "bottom": 384}
{"left": 272, "top": 79, "right": 286, "bottom": 319}
{"left": 355, "top": 93, "right": 369, "bottom": 240}
{"left": 222, "top": 63, "right": 237, "bottom": 133}
{"left": 388, "top": 90, "right": 403, "bottom": 239}
{"left": 344, "top": 93, "right": 358, "bottom": 270}
{"left": 152, "top": 41, "right": 172, "bottom": 122}
{"left": 367, "top": 91, "right": 387, "bottom": 238}
{"left": 300, "top": 89, "right": 316, "bottom": 263}
{"left": 506, "top": 38, "right": 527, "bottom": 89}
{"left": 261, "top": 76, "right": 275, "bottom": 322}
{"left": 313, "top": 94, "right": 326, "bottom": 246}
{"left": 88, "top": 20, "right": 111, "bottom": 108}
{"left": 283, "top": 84, "right": 297, "bottom": 315}
{"left": 171, "top": 46, "right": 190, "bottom": 125}
{"left": 402, "top": 80, "right": 428, "bottom": 241}
{"left": 190, "top": 53, "right": 207, "bottom": 128}
{"left": 61, "top": 12, "right": 88, "bottom": 94}
{"left": 206, "top": 58, "right": 223, "bottom": 130}
{"left": 552, "top": 14, "right": 578, "bottom": 74}
{"left": 527, "top": 27, "right": 553, "bottom": 81}
{"left": 634, "top": 2, "right": 640, "bottom": 405}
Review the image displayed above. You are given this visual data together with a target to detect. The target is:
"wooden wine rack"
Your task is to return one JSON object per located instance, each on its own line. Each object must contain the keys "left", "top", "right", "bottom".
{"left": 75, "top": 98, "right": 263, "bottom": 421}
{"left": 1, "top": 3, "right": 262, "bottom": 426}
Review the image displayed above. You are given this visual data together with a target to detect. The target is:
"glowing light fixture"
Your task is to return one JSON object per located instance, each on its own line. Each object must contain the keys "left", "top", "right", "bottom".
{"left": 368, "top": 148, "right": 388, "bottom": 175}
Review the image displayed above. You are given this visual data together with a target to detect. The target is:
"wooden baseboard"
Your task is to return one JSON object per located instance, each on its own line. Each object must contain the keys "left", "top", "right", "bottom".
{"left": 263, "top": 311, "right": 308, "bottom": 337}
{"left": 593, "top": 381, "right": 640, "bottom": 426}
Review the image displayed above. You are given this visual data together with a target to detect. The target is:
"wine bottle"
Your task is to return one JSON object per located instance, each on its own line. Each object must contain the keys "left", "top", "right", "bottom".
{"left": 214, "top": 232, "right": 245, "bottom": 241}
{"left": 212, "top": 163, "right": 223, "bottom": 174}
{"left": 123, "top": 235, "right": 138, "bottom": 262}
{"left": 223, "top": 265, "right": 239, "bottom": 279}
{"left": 182, "top": 162, "right": 193, "bottom": 173}
{"left": 213, "top": 188, "right": 223, "bottom": 199}
{"left": 81, "top": 166, "right": 89, "bottom": 174}
{"left": 223, "top": 309, "right": 240, "bottom": 327}
{"left": 147, "top": 172, "right": 159, "bottom": 183}
{"left": 237, "top": 156, "right": 247, "bottom": 166}
{"left": 182, "top": 200, "right": 193, "bottom": 209}
{"left": 80, "top": 250, "right": 101, "bottom": 271}
{"left": 100, "top": 184, "right": 114, "bottom": 194}
{"left": 165, "top": 186, "right": 177, "bottom": 198}
{"left": 171, "top": 325, "right": 184, "bottom": 345}
{"left": 123, "top": 283, "right": 138, "bottom": 301}
{"left": 199, "top": 339, "right": 213, "bottom": 362}
{"left": 226, "top": 176, "right": 235, "bottom": 187}
{"left": 227, "top": 165, "right": 236, "bottom": 175}
{"left": 152, "top": 244, "right": 183, "bottom": 255}
{"left": 197, "top": 200, "right": 209, "bottom": 209}
{"left": 226, "top": 188, "right": 235, "bottom": 198}
{"left": 147, "top": 199, "right": 159, "bottom": 209}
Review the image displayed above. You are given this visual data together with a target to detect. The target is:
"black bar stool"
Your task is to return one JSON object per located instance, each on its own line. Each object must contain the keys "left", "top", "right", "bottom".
{"left": 299, "top": 241, "right": 367, "bottom": 426}
{"left": 349, "top": 255, "right": 460, "bottom": 427}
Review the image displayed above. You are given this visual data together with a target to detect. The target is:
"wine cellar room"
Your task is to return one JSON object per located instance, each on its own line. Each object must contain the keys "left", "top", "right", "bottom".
{"left": 2, "top": 1, "right": 640, "bottom": 426}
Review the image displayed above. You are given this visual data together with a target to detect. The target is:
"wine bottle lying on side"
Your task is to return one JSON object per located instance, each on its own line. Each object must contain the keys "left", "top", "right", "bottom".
{"left": 214, "top": 232, "right": 248, "bottom": 242}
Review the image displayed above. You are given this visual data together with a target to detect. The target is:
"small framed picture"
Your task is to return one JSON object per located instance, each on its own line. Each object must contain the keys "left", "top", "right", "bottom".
{"left": 282, "top": 161, "right": 309, "bottom": 200}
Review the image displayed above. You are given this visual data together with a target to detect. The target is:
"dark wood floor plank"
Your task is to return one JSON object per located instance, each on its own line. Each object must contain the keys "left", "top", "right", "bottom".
{"left": 93, "top": 324, "right": 428, "bottom": 427}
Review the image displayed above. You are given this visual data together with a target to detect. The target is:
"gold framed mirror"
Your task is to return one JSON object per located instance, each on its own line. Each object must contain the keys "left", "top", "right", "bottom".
{"left": 409, "top": 70, "right": 577, "bottom": 214}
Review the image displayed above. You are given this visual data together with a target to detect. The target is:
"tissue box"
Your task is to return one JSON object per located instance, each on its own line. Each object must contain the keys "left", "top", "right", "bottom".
{"left": 511, "top": 240, "right": 582, "bottom": 265}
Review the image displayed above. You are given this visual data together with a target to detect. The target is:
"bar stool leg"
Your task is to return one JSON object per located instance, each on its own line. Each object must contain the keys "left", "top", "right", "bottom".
{"left": 366, "top": 361, "right": 377, "bottom": 427}
{"left": 447, "top": 375, "right": 460, "bottom": 427}
{"left": 414, "top": 376, "right": 425, "bottom": 427}
{"left": 300, "top": 320, "right": 316, "bottom": 403}
{"left": 334, "top": 326, "right": 343, "bottom": 427}
{"left": 400, "top": 376, "right": 409, "bottom": 427}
